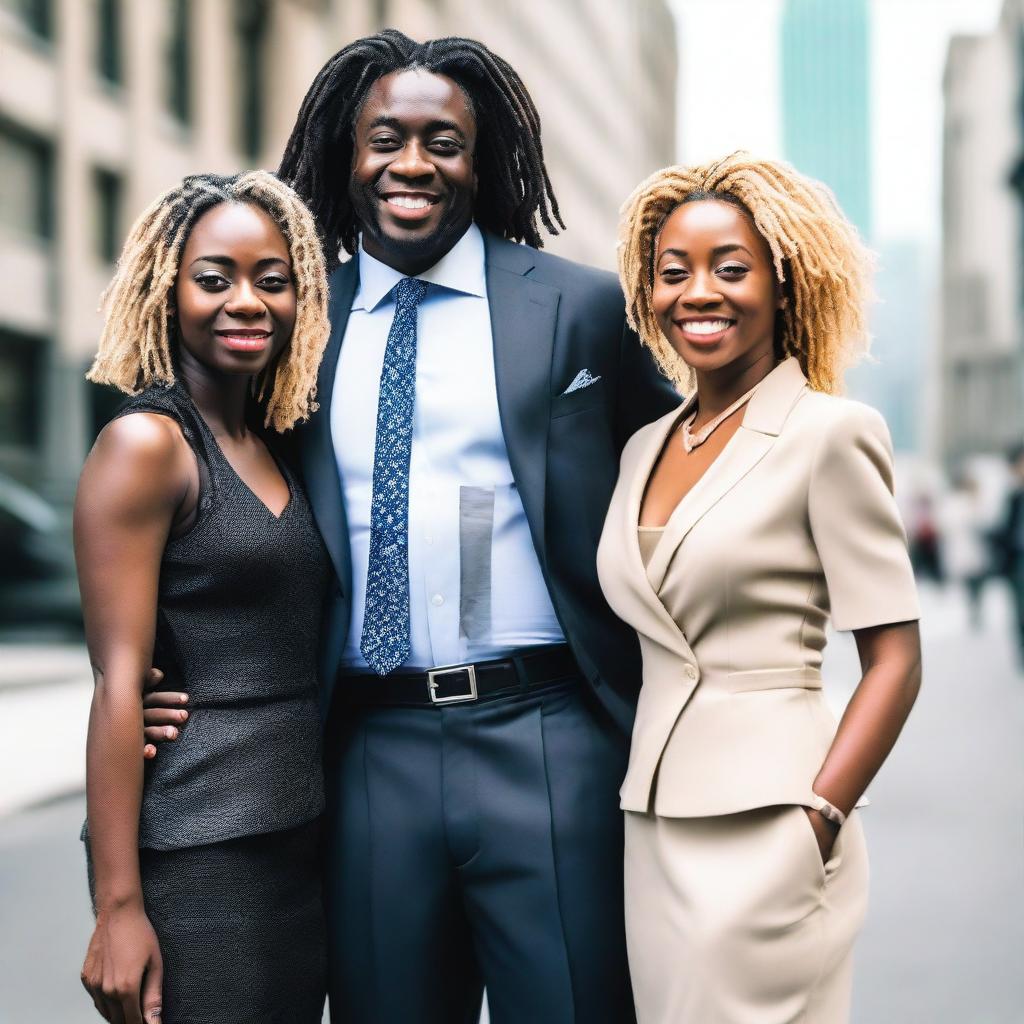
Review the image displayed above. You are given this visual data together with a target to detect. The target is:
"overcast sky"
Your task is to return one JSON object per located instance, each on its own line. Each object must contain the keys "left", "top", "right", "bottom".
{"left": 670, "top": 0, "right": 1004, "bottom": 246}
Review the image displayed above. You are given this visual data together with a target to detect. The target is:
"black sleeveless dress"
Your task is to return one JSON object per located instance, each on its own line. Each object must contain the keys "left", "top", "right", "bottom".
{"left": 84, "top": 381, "right": 330, "bottom": 1023}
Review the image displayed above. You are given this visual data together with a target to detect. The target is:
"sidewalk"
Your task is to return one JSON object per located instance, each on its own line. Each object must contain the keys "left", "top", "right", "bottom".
{"left": 0, "top": 643, "right": 92, "bottom": 816}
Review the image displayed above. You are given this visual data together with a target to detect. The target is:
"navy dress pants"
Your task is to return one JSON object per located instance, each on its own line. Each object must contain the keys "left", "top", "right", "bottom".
{"left": 323, "top": 678, "right": 634, "bottom": 1024}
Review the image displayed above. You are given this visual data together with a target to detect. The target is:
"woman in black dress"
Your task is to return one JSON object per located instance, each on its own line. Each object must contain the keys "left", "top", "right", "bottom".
{"left": 75, "top": 171, "right": 331, "bottom": 1024}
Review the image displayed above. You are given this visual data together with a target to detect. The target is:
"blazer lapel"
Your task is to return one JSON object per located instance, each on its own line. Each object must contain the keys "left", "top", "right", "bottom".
{"left": 613, "top": 406, "right": 699, "bottom": 660}
{"left": 302, "top": 258, "right": 358, "bottom": 595}
{"left": 645, "top": 357, "right": 809, "bottom": 591}
{"left": 484, "top": 233, "right": 560, "bottom": 562}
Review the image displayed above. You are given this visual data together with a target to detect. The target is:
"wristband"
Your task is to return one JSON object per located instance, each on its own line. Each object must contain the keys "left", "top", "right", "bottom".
{"left": 809, "top": 793, "right": 847, "bottom": 827}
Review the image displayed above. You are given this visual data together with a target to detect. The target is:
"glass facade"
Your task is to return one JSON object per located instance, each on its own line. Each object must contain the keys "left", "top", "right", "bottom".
{"left": 780, "top": 0, "right": 871, "bottom": 239}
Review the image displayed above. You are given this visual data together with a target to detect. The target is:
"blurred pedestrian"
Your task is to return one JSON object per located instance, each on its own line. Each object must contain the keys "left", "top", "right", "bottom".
{"left": 76, "top": 171, "right": 332, "bottom": 1024}
{"left": 993, "top": 443, "right": 1024, "bottom": 665}
{"left": 939, "top": 470, "right": 990, "bottom": 628}
{"left": 908, "top": 491, "right": 944, "bottom": 583}
{"left": 603, "top": 154, "right": 922, "bottom": 1023}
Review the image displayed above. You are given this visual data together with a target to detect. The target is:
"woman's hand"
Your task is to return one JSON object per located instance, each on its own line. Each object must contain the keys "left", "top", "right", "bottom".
{"left": 803, "top": 807, "right": 840, "bottom": 863}
{"left": 81, "top": 903, "right": 163, "bottom": 1024}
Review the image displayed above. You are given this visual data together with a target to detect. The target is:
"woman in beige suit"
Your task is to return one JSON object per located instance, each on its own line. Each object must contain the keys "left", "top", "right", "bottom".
{"left": 597, "top": 153, "right": 922, "bottom": 1024}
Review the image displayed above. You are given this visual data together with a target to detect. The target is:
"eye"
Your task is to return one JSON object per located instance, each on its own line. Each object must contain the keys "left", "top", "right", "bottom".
{"left": 258, "top": 273, "right": 291, "bottom": 291}
{"left": 370, "top": 133, "right": 401, "bottom": 149}
{"left": 194, "top": 272, "right": 229, "bottom": 290}
{"left": 717, "top": 263, "right": 749, "bottom": 278}
{"left": 429, "top": 137, "right": 462, "bottom": 154}
{"left": 659, "top": 266, "right": 688, "bottom": 282}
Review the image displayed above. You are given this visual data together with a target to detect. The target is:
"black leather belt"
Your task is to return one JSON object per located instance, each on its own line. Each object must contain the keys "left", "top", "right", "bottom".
{"left": 340, "top": 644, "right": 580, "bottom": 707}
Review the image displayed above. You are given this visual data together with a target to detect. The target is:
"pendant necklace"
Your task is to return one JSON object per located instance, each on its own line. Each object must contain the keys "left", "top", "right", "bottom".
{"left": 681, "top": 380, "right": 763, "bottom": 454}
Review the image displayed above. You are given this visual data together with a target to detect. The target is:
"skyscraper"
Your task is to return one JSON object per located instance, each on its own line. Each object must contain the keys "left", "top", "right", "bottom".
{"left": 781, "top": 0, "right": 871, "bottom": 238}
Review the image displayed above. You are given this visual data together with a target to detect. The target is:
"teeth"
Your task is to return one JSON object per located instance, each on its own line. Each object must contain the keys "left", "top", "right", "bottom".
{"left": 683, "top": 320, "right": 732, "bottom": 335}
{"left": 388, "top": 195, "right": 431, "bottom": 210}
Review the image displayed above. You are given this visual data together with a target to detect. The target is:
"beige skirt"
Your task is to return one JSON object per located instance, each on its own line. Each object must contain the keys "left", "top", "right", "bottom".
{"left": 624, "top": 805, "right": 869, "bottom": 1024}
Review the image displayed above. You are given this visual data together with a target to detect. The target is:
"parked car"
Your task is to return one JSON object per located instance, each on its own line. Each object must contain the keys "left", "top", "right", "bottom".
{"left": 0, "top": 473, "right": 82, "bottom": 629}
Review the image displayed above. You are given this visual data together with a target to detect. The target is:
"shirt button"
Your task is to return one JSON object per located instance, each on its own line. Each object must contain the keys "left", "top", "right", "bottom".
{"left": 685, "top": 664, "right": 698, "bottom": 680}
{"left": 431, "top": 594, "right": 445, "bottom": 607}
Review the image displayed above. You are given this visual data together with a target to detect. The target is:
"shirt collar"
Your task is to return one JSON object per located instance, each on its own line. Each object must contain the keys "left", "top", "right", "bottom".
{"left": 352, "top": 222, "right": 487, "bottom": 312}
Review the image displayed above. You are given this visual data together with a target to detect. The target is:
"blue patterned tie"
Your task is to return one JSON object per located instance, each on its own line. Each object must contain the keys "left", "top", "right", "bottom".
{"left": 360, "top": 276, "right": 429, "bottom": 675}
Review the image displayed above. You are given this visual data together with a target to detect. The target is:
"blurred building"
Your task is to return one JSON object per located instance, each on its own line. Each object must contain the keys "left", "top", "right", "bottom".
{"left": 844, "top": 240, "right": 928, "bottom": 453}
{"left": 780, "top": 0, "right": 871, "bottom": 239}
{"left": 0, "top": 0, "right": 676, "bottom": 503}
{"left": 939, "top": 0, "right": 1024, "bottom": 468}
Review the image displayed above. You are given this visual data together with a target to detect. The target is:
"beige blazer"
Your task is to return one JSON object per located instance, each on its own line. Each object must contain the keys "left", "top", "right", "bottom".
{"left": 597, "top": 357, "right": 920, "bottom": 818}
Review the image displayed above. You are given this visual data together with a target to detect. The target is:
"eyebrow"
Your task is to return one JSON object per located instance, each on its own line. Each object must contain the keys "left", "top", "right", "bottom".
{"left": 188, "top": 255, "right": 290, "bottom": 269}
{"left": 365, "top": 115, "right": 467, "bottom": 139}
{"left": 658, "top": 243, "right": 756, "bottom": 262}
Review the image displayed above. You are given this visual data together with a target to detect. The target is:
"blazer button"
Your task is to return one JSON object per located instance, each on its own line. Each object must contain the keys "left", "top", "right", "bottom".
{"left": 685, "top": 664, "right": 698, "bottom": 681}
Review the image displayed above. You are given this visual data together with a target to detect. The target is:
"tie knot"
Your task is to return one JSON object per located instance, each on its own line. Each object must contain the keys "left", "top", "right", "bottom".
{"left": 395, "top": 276, "right": 428, "bottom": 310}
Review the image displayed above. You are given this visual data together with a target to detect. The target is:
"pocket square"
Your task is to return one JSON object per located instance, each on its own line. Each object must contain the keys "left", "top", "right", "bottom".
{"left": 562, "top": 369, "right": 602, "bottom": 395}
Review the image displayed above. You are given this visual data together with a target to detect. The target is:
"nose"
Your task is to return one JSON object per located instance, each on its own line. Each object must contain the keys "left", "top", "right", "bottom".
{"left": 681, "top": 269, "right": 723, "bottom": 309}
{"left": 389, "top": 139, "right": 434, "bottom": 180}
{"left": 224, "top": 279, "right": 266, "bottom": 318}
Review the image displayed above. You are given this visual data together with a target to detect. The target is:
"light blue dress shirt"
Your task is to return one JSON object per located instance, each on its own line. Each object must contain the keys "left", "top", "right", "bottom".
{"left": 332, "top": 224, "right": 565, "bottom": 671}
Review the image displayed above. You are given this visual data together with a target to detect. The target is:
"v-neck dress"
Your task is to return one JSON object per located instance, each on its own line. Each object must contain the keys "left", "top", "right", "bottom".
{"left": 83, "top": 380, "right": 330, "bottom": 1023}
{"left": 597, "top": 357, "right": 920, "bottom": 1024}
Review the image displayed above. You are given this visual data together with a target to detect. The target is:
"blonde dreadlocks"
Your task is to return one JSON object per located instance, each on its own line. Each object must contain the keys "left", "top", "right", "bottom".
{"left": 87, "top": 170, "right": 330, "bottom": 432}
{"left": 617, "top": 152, "right": 873, "bottom": 395}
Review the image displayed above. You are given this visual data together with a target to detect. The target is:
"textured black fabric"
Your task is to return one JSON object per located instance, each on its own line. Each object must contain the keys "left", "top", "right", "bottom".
{"left": 87, "top": 819, "right": 327, "bottom": 1023}
{"left": 103, "top": 381, "right": 330, "bottom": 850}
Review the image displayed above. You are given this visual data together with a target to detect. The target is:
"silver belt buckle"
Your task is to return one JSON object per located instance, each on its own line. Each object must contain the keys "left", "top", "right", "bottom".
{"left": 427, "top": 664, "right": 478, "bottom": 705}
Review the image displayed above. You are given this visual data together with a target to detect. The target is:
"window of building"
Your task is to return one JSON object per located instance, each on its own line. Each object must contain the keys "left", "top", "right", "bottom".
{"left": 0, "top": 329, "right": 44, "bottom": 450}
{"left": 0, "top": 124, "right": 54, "bottom": 240}
{"left": 95, "top": 0, "right": 122, "bottom": 86}
{"left": 92, "top": 167, "right": 122, "bottom": 263}
{"left": 0, "top": 0, "right": 53, "bottom": 40}
{"left": 234, "top": 0, "right": 268, "bottom": 160}
{"left": 165, "top": 0, "right": 192, "bottom": 125}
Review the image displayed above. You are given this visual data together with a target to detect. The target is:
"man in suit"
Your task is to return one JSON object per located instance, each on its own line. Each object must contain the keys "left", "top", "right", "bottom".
{"left": 147, "top": 30, "right": 677, "bottom": 1023}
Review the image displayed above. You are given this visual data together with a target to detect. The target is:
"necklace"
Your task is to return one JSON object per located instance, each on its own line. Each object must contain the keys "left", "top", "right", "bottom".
{"left": 681, "top": 380, "right": 763, "bottom": 454}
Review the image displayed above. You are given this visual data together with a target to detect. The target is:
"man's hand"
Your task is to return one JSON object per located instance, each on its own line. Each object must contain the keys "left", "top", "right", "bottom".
{"left": 140, "top": 669, "right": 188, "bottom": 759}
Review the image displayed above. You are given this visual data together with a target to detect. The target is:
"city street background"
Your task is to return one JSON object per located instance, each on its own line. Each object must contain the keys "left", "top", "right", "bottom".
{"left": 3, "top": 584, "right": 1023, "bottom": 1023}
{"left": 4, "top": 0, "right": 1024, "bottom": 1022}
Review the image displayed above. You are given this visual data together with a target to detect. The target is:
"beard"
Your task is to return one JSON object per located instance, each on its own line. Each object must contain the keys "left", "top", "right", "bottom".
{"left": 348, "top": 178, "right": 474, "bottom": 268}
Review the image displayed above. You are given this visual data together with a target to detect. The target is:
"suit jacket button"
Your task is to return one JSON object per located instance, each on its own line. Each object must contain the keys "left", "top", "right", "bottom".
{"left": 685, "top": 664, "right": 698, "bottom": 680}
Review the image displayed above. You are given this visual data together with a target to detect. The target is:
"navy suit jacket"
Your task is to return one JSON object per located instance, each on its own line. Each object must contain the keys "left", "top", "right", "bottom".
{"left": 297, "top": 232, "right": 679, "bottom": 734}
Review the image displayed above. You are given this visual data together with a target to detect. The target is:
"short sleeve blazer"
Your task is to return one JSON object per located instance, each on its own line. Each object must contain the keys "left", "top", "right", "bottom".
{"left": 597, "top": 357, "right": 920, "bottom": 818}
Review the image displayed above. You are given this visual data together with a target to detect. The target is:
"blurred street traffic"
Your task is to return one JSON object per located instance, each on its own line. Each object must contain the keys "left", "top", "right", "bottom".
{"left": 1, "top": 583, "right": 1021, "bottom": 1024}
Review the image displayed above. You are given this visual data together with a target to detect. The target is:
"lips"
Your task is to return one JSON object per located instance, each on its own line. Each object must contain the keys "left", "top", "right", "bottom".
{"left": 215, "top": 329, "right": 271, "bottom": 353}
{"left": 378, "top": 190, "right": 442, "bottom": 223}
{"left": 673, "top": 317, "right": 736, "bottom": 345}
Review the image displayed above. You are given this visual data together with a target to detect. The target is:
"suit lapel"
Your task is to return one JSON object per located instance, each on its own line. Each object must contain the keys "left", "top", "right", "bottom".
{"left": 484, "top": 233, "right": 560, "bottom": 562}
{"left": 303, "top": 258, "right": 358, "bottom": 595}
{"left": 616, "top": 407, "right": 699, "bottom": 658}
{"left": 643, "top": 357, "right": 809, "bottom": 593}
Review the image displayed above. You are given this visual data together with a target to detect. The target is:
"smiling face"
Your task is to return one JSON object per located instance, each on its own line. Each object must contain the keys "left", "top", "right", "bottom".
{"left": 349, "top": 68, "right": 478, "bottom": 274}
{"left": 173, "top": 201, "right": 296, "bottom": 377}
{"left": 652, "top": 199, "right": 781, "bottom": 378}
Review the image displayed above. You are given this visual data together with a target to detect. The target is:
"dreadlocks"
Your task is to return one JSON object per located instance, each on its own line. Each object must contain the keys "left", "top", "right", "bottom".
{"left": 87, "top": 170, "right": 330, "bottom": 432}
{"left": 618, "top": 152, "right": 874, "bottom": 395}
{"left": 278, "top": 29, "right": 563, "bottom": 264}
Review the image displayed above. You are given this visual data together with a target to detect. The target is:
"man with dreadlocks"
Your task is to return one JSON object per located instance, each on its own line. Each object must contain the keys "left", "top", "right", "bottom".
{"left": 146, "top": 31, "right": 678, "bottom": 1024}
